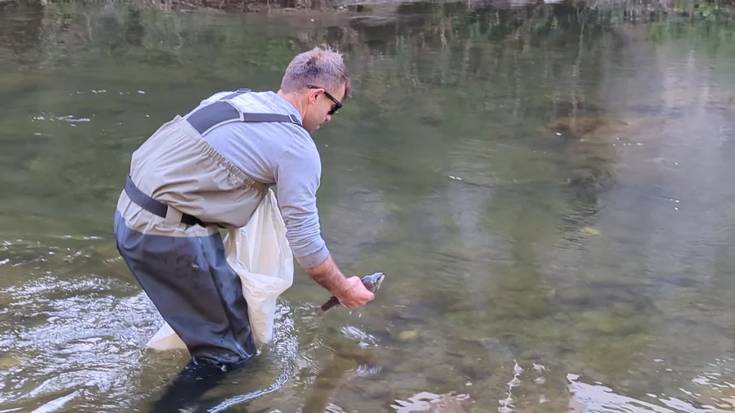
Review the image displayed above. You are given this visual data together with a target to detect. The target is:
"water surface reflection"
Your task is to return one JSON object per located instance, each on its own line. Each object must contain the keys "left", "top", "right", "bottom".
{"left": 0, "top": 0, "right": 734, "bottom": 411}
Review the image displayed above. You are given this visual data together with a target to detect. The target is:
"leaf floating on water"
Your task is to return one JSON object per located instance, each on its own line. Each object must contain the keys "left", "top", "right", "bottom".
{"left": 581, "top": 227, "right": 601, "bottom": 236}
{"left": 398, "top": 329, "right": 419, "bottom": 341}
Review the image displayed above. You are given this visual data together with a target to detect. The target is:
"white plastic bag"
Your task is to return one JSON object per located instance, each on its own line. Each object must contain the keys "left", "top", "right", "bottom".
{"left": 146, "top": 322, "right": 184, "bottom": 351}
{"left": 146, "top": 189, "right": 293, "bottom": 350}
{"left": 223, "top": 189, "right": 294, "bottom": 345}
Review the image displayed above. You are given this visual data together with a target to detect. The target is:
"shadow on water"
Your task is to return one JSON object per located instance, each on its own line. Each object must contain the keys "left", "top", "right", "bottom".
{"left": 150, "top": 356, "right": 287, "bottom": 413}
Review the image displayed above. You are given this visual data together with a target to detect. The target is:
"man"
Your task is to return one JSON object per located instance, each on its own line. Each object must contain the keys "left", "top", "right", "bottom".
{"left": 114, "top": 47, "right": 375, "bottom": 370}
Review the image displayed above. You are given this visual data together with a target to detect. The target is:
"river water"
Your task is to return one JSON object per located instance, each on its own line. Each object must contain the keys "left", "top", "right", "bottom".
{"left": 1, "top": 1, "right": 734, "bottom": 412}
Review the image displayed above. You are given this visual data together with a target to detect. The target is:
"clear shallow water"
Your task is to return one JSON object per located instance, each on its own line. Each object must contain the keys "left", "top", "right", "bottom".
{"left": 0, "top": 1, "right": 734, "bottom": 411}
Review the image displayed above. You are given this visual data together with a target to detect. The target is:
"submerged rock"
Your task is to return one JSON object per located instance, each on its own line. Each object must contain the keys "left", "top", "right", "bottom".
{"left": 349, "top": 15, "right": 399, "bottom": 29}
{"left": 0, "top": 353, "right": 21, "bottom": 370}
{"left": 548, "top": 116, "right": 609, "bottom": 139}
{"left": 546, "top": 114, "right": 639, "bottom": 144}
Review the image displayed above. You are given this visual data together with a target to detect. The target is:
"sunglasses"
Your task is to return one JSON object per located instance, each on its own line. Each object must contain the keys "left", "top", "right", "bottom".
{"left": 307, "top": 85, "right": 343, "bottom": 115}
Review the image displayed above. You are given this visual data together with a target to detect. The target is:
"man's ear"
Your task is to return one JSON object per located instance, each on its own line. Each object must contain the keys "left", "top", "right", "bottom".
{"left": 307, "top": 88, "right": 321, "bottom": 105}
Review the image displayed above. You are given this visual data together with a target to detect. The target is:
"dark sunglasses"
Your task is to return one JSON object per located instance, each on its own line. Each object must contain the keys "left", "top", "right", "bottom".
{"left": 307, "top": 85, "right": 343, "bottom": 115}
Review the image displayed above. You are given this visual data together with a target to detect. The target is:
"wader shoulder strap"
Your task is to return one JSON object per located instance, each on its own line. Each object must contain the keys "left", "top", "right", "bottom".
{"left": 185, "top": 90, "right": 303, "bottom": 136}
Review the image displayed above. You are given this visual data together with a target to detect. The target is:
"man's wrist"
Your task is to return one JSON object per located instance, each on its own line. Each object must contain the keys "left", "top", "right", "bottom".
{"left": 305, "top": 255, "right": 348, "bottom": 295}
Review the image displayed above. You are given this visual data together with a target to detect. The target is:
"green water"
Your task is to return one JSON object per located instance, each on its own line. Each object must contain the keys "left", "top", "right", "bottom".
{"left": 1, "top": 1, "right": 734, "bottom": 412}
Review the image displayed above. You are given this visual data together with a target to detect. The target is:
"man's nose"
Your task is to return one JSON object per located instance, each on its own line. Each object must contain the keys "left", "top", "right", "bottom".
{"left": 325, "top": 114, "right": 332, "bottom": 123}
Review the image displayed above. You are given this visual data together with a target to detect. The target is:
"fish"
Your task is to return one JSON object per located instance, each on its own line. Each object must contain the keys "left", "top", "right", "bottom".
{"left": 320, "top": 272, "right": 386, "bottom": 312}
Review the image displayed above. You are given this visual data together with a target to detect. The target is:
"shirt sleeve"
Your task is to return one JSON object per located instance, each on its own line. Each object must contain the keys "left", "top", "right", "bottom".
{"left": 274, "top": 137, "right": 330, "bottom": 269}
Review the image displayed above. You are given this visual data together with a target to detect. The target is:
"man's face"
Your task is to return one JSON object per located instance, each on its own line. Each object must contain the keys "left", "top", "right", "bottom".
{"left": 302, "top": 83, "right": 346, "bottom": 132}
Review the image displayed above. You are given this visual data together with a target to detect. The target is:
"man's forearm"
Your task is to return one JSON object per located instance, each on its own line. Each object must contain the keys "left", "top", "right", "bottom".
{"left": 304, "top": 254, "right": 376, "bottom": 309}
{"left": 305, "top": 254, "right": 349, "bottom": 296}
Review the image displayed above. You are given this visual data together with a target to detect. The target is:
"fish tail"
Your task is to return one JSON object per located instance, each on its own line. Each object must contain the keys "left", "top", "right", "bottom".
{"left": 320, "top": 296, "right": 340, "bottom": 312}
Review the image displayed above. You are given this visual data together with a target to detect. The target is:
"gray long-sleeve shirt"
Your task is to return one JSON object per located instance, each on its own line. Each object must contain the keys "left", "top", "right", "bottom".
{"left": 190, "top": 91, "right": 329, "bottom": 269}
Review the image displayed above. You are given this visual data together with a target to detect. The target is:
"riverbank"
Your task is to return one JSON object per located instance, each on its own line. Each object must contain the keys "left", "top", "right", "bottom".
{"left": 2, "top": 0, "right": 735, "bottom": 19}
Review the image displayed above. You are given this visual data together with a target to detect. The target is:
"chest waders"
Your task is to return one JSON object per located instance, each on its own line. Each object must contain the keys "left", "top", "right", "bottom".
{"left": 113, "top": 90, "right": 302, "bottom": 368}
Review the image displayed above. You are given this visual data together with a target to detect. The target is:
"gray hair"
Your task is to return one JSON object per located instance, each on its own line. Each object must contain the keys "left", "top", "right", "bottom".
{"left": 281, "top": 47, "right": 351, "bottom": 99}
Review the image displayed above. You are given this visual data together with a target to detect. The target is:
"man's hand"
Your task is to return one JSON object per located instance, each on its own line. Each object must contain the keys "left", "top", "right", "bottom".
{"left": 305, "top": 255, "right": 375, "bottom": 309}
{"left": 335, "top": 276, "right": 375, "bottom": 309}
